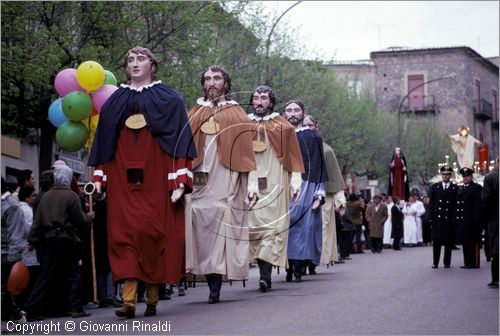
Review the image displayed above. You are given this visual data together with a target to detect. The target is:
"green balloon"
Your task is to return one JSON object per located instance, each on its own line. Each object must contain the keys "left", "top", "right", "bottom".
{"left": 55, "top": 121, "right": 88, "bottom": 152}
{"left": 104, "top": 70, "right": 117, "bottom": 86}
{"left": 62, "top": 91, "right": 93, "bottom": 121}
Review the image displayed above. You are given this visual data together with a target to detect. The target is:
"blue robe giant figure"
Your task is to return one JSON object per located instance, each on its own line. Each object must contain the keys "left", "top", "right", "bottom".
{"left": 287, "top": 127, "right": 328, "bottom": 281}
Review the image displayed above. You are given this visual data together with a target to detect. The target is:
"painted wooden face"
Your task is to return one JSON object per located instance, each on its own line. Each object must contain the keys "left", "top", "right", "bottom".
{"left": 126, "top": 52, "right": 152, "bottom": 84}
{"left": 252, "top": 92, "right": 272, "bottom": 115}
{"left": 202, "top": 69, "right": 225, "bottom": 101}
{"left": 284, "top": 103, "right": 304, "bottom": 127}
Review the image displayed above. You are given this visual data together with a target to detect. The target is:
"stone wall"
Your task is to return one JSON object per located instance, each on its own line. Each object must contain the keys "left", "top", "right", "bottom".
{"left": 371, "top": 47, "right": 498, "bottom": 158}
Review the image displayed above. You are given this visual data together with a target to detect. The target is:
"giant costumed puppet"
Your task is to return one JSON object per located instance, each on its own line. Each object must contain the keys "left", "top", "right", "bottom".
{"left": 247, "top": 85, "right": 304, "bottom": 292}
{"left": 88, "top": 47, "right": 196, "bottom": 319}
{"left": 303, "top": 115, "right": 346, "bottom": 270}
{"left": 185, "top": 65, "right": 258, "bottom": 304}
{"left": 284, "top": 100, "right": 328, "bottom": 283}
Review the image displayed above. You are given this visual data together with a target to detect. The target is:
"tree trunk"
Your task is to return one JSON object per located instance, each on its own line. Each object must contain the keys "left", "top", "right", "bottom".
{"left": 39, "top": 112, "right": 55, "bottom": 173}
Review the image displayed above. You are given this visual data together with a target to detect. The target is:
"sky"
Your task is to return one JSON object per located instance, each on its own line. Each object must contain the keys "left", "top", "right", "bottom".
{"left": 259, "top": 1, "right": 499, "bottom": 61}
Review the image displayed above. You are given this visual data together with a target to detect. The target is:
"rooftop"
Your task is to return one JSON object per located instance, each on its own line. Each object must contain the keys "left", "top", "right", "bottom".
{"left": 370, "top": 46, "right": 498, "bottom": 71}
{"left": 326, "top": 59, "right": 374, "bottom": 66}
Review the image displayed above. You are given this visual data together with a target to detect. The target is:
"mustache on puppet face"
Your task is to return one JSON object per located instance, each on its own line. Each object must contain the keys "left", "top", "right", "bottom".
{"left": 204, "top": 86, "right": 224, "bottom": 101}
{"left": 254, "top": 105, "right": 270, "bottom": 115}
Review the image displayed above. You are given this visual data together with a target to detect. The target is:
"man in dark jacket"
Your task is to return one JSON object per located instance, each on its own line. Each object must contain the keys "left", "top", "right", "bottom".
{"left": 455, "top": 167, "right": 483, "bottom": 269}
{"left": 428, "top": 165, "right": 458, "bottom": 268}
{"left": 482, "top": 158, "right": 499, "bottom": 287}
{"left": 348, "top": 194, "right": 365, "bottom": 254}
{"left": 365, "top": 195, "right": 388, "bottom": 253}
{"left": 338, "top": 204, "right": 354, "bottom": 260}
{"left": 391, "top": 196, "right": 404, "bottom": 250}
{"left": 25, "top": 165, "right": 94, "bottom": 321}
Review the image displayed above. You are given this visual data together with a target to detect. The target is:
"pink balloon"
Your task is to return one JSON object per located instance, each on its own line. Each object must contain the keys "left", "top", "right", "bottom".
{"left": 92, "top": 84, "right": 118, "bottom": 112}
{"left": 54, "top": 68, "right": 85, "bottom": 97}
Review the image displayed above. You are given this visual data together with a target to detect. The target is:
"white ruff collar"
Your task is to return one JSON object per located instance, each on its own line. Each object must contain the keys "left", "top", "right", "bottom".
{"left": 120, "top": 80, "right": 162, "bottom": 92}
{"left": 295, "top": 126, "right": 309, "bottom": 133}
{"left": 248, "top": 112, "right": 280, "bottom": 121}
{"left": 196, "top": 97, "right": 238, "bottom": 107}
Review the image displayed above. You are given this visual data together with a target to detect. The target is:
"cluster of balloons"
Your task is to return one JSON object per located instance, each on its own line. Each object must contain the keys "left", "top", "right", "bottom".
{"left": 48, "top": 61, "right": 118, "bottom": 152}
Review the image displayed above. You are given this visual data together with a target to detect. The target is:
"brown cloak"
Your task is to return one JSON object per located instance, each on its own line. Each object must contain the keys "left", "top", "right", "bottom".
{"left": 188, "top": 100, "right": 256, "bottom": 172}
{"left": 248, "top": 113, "right": 305, "bottom": 174}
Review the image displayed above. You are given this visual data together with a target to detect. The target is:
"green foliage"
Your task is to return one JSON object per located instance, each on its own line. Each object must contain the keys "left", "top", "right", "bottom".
{"left": 2, "top": 1, "right": 447, "bottom": 187}
{"left": 399, "top": 116, "right": 457, "bottom": 188}
{"left": 1, "top": 1, "right": 260, "bottom": 137}
{"left": 259, "top": 59, "right": 384, "bottom": 179}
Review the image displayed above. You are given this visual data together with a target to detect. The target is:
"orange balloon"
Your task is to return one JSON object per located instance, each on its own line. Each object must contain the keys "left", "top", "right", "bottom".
{"left": 7, "top": 261, "right": 30, "bottom": 296}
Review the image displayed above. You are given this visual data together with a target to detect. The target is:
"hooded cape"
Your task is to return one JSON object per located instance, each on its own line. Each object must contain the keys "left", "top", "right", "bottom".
{"left": 387, "top": 152, "right": 410, "bottom": 200}
{"left": 296, "top": 128, "right": 329, "bottom": 183}
{"left": 323, "top": 142, "right": 346, "bottom": 193}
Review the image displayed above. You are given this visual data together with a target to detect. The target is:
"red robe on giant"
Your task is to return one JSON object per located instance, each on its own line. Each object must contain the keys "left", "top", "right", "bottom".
{"left": 89, "top": 82, "right": 196, "bottom": 285}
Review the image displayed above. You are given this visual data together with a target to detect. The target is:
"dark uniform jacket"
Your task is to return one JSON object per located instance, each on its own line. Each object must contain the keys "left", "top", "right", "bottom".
{"left": 455, "top": 181, "right": 483, "bottom": 242}
{"left": 429, "top": 182, "right": 458, "bottom": 240}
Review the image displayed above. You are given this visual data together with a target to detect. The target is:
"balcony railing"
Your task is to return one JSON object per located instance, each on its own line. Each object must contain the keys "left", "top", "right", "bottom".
{"left": 400, "top": 95, "right": 438, "bottom": 114}
{"left": 472, "top": 98, "right": 493, "bottom": 120}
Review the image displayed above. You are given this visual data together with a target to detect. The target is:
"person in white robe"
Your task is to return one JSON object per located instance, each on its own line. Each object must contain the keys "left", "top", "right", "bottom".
{"left": 402, "top": 200, "right": 418, "bottom": 245}
{"left": 412, "top": 194, "right": 426, "bottom": 244}
{"left": 383, "top": 195, "right": 394, "bottom": 246}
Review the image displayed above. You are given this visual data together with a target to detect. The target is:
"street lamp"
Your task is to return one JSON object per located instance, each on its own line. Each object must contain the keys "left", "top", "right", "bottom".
{"left": 396, "top": 72, "right": 457, "bottom": 145}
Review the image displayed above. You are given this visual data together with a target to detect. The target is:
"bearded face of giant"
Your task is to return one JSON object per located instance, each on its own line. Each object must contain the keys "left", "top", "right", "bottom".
{"left": 202, "top": 69, "right": 226, "bottom": 102}
{"left": 284, "top": 102, "right": 304, "bottom": 127}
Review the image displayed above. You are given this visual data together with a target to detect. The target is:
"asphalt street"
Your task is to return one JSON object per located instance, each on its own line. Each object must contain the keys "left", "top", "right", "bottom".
{"left": 4, "top": 246, "right": 498, "bottom": 335}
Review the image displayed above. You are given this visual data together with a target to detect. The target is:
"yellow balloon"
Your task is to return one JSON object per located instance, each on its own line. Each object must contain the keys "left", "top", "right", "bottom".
{"left": 77, "top": 61, "right": 105, "bottom": 91}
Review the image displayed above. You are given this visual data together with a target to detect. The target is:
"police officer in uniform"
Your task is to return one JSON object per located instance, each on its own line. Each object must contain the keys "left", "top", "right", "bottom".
{"left": 428, "top": 165, "right": 458, "bottom": 268}
{"left": 456, "top": 167, "right": 483, "bottom": 268}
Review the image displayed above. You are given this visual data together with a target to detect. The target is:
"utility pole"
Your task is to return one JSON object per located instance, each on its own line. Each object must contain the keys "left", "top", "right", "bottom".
{"left": 262, "top": 1, "right": 302, "bottom": 85}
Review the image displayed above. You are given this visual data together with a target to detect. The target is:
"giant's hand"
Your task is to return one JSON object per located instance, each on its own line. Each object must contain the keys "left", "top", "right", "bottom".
{"left": 171, "top": 184, "right": 185, "bottom": 203}
{"left": 247, "top": 192, "right": 258, "bottom": 210}
{"left": 94, "top": 181, "right": 102, "bottom": 194}
{"left": 291, "top": 188, "right": 301, "bottom": 203}
{"left": 312, "top": 198, "right": 322, "bottom": 210}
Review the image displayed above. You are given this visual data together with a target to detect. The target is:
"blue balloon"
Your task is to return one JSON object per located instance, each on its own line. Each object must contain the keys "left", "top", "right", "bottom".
{"left": 48, "top": 98, "right": 68, "bottom": 127}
